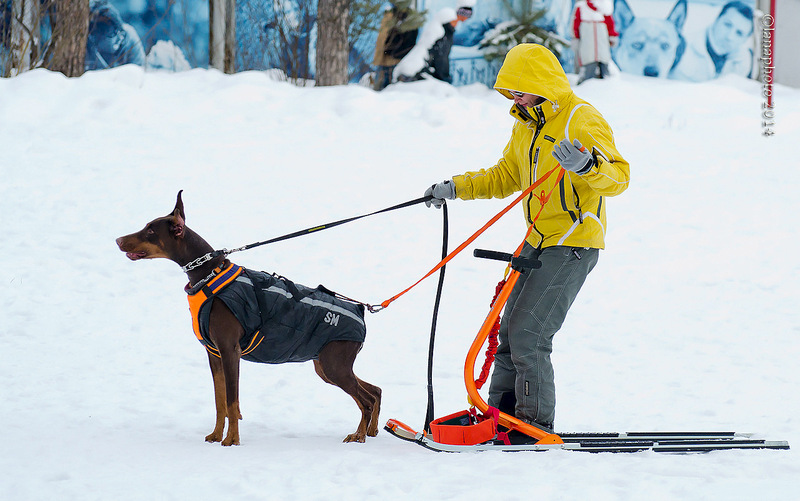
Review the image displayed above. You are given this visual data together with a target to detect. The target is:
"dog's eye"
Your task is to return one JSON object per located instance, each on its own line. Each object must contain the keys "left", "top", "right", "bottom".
{"left": 661, "top": 43, "right": 671, "bottom": 51}
{"left": 632, "top": 42, "right": 644, "bottom": 51}
{"left": 146, "top": 227, "right": 156, "bottom": 237}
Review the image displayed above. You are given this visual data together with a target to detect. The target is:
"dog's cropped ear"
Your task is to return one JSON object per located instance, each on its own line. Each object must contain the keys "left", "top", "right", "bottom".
{"left": 613, "top": 0, "right": 635, "bottom": 33}
{"left": 171, "top": 190, "right": 186, "bottom": 238}
{"left": 173, "top": 190, "right": 186, "bottom": 221}
{"left": 170, "top": 211, "right": 186, "bottom": 238}
{"left": 667, "top": 0, "right": 687, "bottom": 31}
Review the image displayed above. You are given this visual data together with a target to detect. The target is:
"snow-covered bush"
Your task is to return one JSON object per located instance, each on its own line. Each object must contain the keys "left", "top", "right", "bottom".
{"left": 145, "top": 40, "right": 191, "bottom": 72}
{"left": 479, "top": 1, "right": 567, "bottom": 63}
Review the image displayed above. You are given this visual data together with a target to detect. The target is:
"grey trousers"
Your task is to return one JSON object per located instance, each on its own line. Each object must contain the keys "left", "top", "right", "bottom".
{"left": 487, "top": 244, "right": 599, "bottom": 428}
{"left": 578, "top": 62, "right": 610, "bottom": 83}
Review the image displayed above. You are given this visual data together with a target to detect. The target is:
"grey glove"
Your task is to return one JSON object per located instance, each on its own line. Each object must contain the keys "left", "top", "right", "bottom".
{"left": 552, "top": 138, "right": 594, "bottom": 174}
{"left": 424, "top": 180, "right": 456, "bottom": 208}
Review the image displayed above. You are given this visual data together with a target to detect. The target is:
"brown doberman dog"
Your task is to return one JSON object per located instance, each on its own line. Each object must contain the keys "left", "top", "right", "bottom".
{"left": 116, "top": 191, "right": 381, "bottom": 446}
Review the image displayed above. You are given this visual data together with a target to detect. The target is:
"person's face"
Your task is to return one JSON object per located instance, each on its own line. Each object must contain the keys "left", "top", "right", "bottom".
{"left": 511, "top": 91, "right": 545, "bottom": 108}
{"left": 709, "top": 9, "right": 752, "bottom": 55}
{"left": 454, "top": 8, "right": 472, "bottom": 27}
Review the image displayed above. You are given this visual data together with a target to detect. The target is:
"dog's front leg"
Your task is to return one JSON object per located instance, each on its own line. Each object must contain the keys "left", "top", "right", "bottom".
{"left": 219, "top": 346, "right": 242, "bottom": 446}
{"left": 207, "top": 300, "right": 244, "bottom": 446}
{"left": 205, "top": 351, "right": 227, "bottom": 443}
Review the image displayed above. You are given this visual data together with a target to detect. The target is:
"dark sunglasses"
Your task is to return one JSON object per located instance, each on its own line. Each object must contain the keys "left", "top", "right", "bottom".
{"left": 509, "top": 90, "right": 525, "bottom": 98}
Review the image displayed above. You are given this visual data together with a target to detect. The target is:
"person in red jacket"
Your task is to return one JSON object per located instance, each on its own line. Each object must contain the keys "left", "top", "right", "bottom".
{"left": 572, "top": 0, "right": 618, "bottom": 83}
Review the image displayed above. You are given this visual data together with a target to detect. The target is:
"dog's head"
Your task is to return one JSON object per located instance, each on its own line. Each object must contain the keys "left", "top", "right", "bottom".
{"left": 116, "top": 190, "right": 188, "bottom": 261}
{"left": 613, "top": 0, "right": 687, "bottom": 78}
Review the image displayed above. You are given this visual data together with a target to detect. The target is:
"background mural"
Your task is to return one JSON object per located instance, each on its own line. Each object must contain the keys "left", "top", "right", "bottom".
{"left": 0, "top": 0, "right": 757, "bottom": 83}
{"left": 431, "top": 0, "right": 756, "bottom": 83}
{"left": 612, "top": 0, "right": 755, "bottom": 81}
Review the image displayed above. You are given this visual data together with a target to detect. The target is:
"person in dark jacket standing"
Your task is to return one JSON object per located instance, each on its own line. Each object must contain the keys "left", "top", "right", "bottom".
{"left": 394, "top": 3, "right": 473, "bottom": 84}
{"left": 372, "top": 1, "right": 424, "bottom": 91}
{"left": 425, "top": 4, "right": 473, "bottom": 83}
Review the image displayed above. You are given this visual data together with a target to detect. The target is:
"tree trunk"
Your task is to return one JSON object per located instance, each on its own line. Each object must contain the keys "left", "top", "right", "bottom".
{"left": 47, "top": 0, "right": 89, "bottom": 77}
{"left": 209, "top": 0, "right": 225, "bottom": 71}
{"left": 10, "top": 0, "right": 40, "bottom": 75}
{"left": 223, "top": 0, "right": 236, "bottom": 73}
{"left": 209, "top": 0, "right": 236, "bottom": 73}
{"left": 316, "top": 0, "right": 350, "bottom": 86}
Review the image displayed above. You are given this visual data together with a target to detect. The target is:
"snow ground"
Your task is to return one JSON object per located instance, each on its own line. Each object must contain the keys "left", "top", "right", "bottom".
{"left": 1, "top": 66, "right": 799, "bottom": 500}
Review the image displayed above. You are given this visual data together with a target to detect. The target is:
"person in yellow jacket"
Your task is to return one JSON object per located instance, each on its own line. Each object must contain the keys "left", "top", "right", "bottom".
{"left": 424, "top": 43, "right": 629, "bottom": 437}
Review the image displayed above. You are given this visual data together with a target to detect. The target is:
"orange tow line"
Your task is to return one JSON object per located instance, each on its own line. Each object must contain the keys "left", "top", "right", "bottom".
{"left": 378, "top": 165, "right": 564, "bottom": 311}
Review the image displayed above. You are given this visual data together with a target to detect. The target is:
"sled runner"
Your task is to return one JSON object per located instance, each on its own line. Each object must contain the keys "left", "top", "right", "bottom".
{"left": 385, "top": 418, "right": 790, "bottom": 453}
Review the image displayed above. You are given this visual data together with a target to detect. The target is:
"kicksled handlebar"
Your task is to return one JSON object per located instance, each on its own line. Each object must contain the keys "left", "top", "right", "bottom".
{"left": 473, "top": 249, "right": 541, "bottom": 271}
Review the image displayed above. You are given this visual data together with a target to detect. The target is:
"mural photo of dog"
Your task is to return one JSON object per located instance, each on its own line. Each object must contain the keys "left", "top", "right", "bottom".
{"left": 612, "top": 0, "right": 687, "bottom": 78}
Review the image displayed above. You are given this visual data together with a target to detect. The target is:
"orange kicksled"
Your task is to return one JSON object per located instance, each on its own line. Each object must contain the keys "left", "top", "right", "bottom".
{"left": 384, "top": 265, "right": 564, "bottom": 448}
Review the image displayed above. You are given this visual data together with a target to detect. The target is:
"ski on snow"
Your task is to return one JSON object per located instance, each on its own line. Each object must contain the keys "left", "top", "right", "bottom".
{"left": 384, "top": 422, "right": 790, "bottom": 454}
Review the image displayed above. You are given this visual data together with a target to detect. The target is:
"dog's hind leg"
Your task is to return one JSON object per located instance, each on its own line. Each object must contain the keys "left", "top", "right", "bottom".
{"left": 316, "top": 341, "right": 378, "bottom": 443}
{"left": 315, "top": 361, "right": 382, "bottom": 438}
{"left": 357, "top": 378, "right": 381, "bottom": 437}
{"left": 313, "top": 359, "right": 335, "bottom": 385}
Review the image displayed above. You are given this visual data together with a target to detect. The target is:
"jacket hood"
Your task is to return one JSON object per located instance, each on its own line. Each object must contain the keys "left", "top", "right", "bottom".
{"left": 494, "top": 44, "right": 573, "bottom": 110}
{"left": 435, "top": 7, "right": 457, "bottom": 24}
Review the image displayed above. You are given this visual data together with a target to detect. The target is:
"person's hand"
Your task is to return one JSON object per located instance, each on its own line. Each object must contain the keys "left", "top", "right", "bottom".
{"left": 552, "top": 139, "right": 594, "bottom": 174}
{"left": 424, "top": 180, "right": 456, "bottom": 208}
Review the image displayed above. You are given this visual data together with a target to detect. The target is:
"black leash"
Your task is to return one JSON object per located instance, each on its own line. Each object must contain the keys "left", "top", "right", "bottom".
{"left": 227, "top": 195, "right": 433, "bottom": 253}
{"left": 424, "top": 202, "right": 448, "bottom": 433}
{"left": 182, "top": 195, "right": 433, "bottom": 272}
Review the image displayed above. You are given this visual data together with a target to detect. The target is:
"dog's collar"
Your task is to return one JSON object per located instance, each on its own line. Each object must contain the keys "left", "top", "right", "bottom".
{"left": 185, "top": 262, "right": 242, "bottom": 296}
{"left": 181, "top": 251, "right": 225, "bottom": 273}
{"left": 185, "top": 263, "right": 244, "bottom": 347}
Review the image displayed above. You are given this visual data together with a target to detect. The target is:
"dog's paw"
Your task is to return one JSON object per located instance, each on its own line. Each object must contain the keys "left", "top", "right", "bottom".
{"left": 343, "top": 433, "right": 366, "bottom": 443}
{"left": 221, "top": 434, "right": 240, "bottom": 446}
{"left": 205, "top": 431, "right": 223, "bottom": 443}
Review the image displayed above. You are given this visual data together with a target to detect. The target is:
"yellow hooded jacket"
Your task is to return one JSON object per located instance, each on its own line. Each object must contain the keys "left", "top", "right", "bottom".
{"left": 452, "top": 44, "right": 630, "bottom": 250}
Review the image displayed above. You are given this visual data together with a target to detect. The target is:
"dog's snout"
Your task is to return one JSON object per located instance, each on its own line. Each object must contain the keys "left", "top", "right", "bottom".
{"left": 116, "top": 236, "right": 129, "bottom": 250}
{"left": 644, "top": 66, "right": 660, "bottom": 77}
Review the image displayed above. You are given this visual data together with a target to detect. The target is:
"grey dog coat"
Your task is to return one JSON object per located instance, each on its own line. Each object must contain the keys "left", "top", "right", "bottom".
{"left": 186, "top": 263, "right": 366, "bottom": 364}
